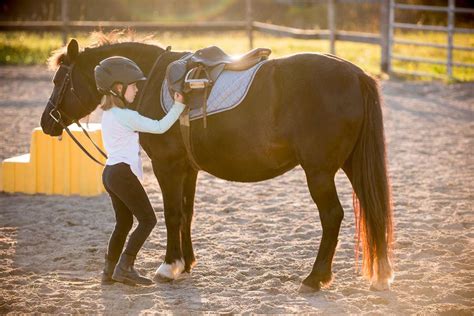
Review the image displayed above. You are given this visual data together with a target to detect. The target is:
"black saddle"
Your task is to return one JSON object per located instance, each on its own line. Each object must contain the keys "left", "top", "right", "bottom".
{"left": 165, "top": 46, "right": 271, "bottom": 117}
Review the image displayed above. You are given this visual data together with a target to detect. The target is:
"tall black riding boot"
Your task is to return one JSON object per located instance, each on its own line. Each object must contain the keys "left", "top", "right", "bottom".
{"left": 101, "top": 254, "right": 117, "bottom": 285}
{"left": 112, "top": 253, "right": 153, "bottom": 286}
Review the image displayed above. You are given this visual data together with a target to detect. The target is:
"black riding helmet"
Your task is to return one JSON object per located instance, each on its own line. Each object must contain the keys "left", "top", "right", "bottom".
{"left": 94, "top": 56, "right": 146, "bottom": 101}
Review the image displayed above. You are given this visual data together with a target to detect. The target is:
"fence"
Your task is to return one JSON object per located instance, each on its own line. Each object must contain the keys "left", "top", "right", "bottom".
{"left": 1, "top": 0, "right": 472, "bottom": 78}
{"left": 0, "top": 0, "right": 390, "bottom": 69}
{"left": 388, "top": 0, "right": 474, "bottom": 79}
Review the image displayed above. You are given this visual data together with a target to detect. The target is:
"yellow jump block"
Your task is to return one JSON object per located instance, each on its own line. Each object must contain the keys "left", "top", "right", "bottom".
{"left": 1, "top": 154, "right": 36, "bottom": 194}
{"left": 1, "top": 123, "right": 106, "bottom": 196}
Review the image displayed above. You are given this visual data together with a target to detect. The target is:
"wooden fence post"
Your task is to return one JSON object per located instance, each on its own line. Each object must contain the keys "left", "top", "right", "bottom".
{"left": 328, "top": 0, "right": 336, "bottom": 54}
{"left": 447, "top": 0, "right": 454, "bottom": 79}
{"left": 61, "top": 0, "right": 69, "bottom": 45}
{"left": 380, "top": 0, "right": 390, "bottom": 73}
{"left": 388, "top": 0, "right": 395, "bottom": 74}
{"left": 246, "top": 0, "right": 254, "bottom": 50}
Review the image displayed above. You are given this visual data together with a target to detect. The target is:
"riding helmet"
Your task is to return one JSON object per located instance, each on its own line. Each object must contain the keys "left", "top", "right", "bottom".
{"left": 94, "top": 56, "right": 146, "bottom": 95}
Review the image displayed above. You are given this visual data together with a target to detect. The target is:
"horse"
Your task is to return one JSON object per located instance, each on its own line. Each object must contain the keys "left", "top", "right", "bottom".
{"left": 40, "top": 34, "right": 394, "bottom": 292}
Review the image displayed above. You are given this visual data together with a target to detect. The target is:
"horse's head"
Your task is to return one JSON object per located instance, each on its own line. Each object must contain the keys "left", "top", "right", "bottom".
{"left": 41, "top": 39, "right": 102, "bottom": 136}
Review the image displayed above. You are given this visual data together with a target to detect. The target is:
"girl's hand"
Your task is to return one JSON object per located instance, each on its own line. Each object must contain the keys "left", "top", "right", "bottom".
{"left": 174, "top": 92, "right": 184, "bottom": 103}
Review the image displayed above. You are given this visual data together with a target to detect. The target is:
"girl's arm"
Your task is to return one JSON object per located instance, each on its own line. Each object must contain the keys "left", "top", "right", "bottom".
{"left": 111, "top": 102, "right": 186, "bottom": 134}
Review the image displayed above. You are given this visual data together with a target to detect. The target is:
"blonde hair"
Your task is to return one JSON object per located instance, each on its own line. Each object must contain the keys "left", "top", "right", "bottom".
{"left": 99, "top": 83, "right": 126, "bottom": 110}
{"left": 100, "top": 94, "right": 126, "bottom": 110}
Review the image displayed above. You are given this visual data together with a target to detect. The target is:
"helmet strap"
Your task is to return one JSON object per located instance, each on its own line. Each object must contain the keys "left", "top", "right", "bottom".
{"left": 109, "top": 84, "right": 129, "bottom": 106}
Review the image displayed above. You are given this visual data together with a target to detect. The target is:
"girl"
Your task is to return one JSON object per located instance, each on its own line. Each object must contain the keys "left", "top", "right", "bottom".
{"left": 94, "top": 56, "right": 185, "bottom": 286}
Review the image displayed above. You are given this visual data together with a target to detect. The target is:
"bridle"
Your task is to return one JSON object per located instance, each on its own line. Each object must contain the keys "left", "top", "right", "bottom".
{"left": 48, "top": 63, "right": 107, "bottom": 166}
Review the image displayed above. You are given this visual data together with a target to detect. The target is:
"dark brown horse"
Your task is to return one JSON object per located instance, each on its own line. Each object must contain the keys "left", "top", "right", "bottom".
{"left": 41, "top": 35, "right": 393, "bottom": 292}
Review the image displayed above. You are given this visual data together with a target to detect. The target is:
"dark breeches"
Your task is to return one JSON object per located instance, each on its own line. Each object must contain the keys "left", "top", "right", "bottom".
{"left": 102, "top": 163, "right": 157, "bottom": 262}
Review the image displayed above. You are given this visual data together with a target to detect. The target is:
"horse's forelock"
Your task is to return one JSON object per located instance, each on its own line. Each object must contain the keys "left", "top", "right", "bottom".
{"left": 88, "top": 29, "right": 163, "bottom": 49}
{"left": 47, "top": 47, "right": 66, "bottom": 70}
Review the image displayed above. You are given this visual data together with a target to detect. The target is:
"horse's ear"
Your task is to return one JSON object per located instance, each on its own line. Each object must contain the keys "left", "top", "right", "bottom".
{"left": 67, "top": 39, "right": 79, "bottom": 62}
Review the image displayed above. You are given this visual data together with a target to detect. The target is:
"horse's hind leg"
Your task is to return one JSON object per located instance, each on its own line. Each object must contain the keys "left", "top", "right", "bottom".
{"left": 299, "top": 169, "right": 344, "bottom": 292}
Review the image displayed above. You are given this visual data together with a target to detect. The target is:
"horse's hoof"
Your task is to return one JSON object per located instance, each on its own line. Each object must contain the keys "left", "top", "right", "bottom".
{"left": 370, "top": 279, "right": 390, "bottom": 291}
{"left": 153, "top": 273, "right": 173, "bottom": 283}
{"left": 153, "top": 259, "right": 185, "bottom": 282}
{"left": 298, "top": 282, "right": 320, "bottom": 293}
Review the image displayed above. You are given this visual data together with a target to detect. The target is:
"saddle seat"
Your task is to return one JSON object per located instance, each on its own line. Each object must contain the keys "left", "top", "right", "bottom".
{"left": 191, "top": 46, "right": 272, "bottom": 70}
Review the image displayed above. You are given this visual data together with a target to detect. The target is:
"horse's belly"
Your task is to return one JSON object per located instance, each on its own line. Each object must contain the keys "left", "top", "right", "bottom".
{"left": 202, "top": 157, "right": 297, "bottom": 183}
{"left": 193, "top": 131, "right": 297, "bottom": 183}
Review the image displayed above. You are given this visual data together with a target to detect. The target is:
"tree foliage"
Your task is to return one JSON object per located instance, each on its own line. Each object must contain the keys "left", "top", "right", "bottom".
{"left": 1, "top": 0, "right": 472, "bottom": 31}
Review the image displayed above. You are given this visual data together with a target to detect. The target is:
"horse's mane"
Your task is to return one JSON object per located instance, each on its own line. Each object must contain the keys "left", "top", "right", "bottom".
{"left": 47, "top": 29, "right": 163, "bottom": 70}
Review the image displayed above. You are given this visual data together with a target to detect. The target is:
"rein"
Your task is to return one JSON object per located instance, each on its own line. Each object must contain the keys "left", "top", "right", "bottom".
{"left": 48, "top": 63, "right": 107, "bottom": 166}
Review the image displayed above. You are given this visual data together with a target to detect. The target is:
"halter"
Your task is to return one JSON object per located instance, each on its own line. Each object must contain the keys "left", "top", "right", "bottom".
{"left": 48, "top": 63, "right": 107, "bottom": 166}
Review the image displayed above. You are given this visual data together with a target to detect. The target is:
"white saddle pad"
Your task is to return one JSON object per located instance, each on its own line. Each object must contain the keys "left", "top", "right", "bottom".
{"left": 161, "top": 60, "right": 268, "bottom": 120}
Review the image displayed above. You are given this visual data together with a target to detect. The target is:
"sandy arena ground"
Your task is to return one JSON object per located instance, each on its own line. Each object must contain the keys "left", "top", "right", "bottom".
{"left": 0, "top": 66, "right": 472, "bottom": 314}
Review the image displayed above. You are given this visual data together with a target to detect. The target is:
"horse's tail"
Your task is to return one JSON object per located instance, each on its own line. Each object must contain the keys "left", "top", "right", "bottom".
{"left": 350, "top": 73, "right": 393, "bottom": 284}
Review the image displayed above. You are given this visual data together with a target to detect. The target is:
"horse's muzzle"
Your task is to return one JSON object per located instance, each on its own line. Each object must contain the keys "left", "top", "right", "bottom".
{"left": 40, "top": 101, "right": 64, "bottom": 136}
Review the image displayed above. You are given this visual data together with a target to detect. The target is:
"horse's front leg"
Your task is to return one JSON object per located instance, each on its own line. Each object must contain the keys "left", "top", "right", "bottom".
{"left": 151, "top": 159, "right": 187, "bottom": 281}
{"left": 181, "top": 167, "right": 198, "bottom": 272}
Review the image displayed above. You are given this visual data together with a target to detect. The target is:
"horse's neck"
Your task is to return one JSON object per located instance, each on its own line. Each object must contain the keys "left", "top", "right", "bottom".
{"left": 82, "top": 43, "right": 163, "bottom": 74}
{"left": 127, "top": 44, "right": 165, "bottom": 73}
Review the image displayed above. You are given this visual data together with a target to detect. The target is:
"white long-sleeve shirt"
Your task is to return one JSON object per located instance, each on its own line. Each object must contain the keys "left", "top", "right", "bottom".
{"left": 101, "top": 102, "right": 186, "bottom": 180}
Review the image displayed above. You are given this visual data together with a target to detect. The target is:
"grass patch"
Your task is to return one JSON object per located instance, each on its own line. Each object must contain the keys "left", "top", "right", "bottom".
{"left": 0, "top": 32, "right": 89, "bottom": 65}
{"left": 391, "top": 30, "right": 474, "bottom": 82}
{"left": 0, "top": 31, "right": 472, "bottom": 81}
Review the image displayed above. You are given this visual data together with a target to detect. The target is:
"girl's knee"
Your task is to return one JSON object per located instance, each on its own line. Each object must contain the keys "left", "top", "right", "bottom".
{"left": 147, "top": 215, "right": 158, "bottom": 228}
{"left": 115, "top": 219, "right": 133, "bottom": 234}
{"left": 140, "top": 215, "right": 157, "bottom": 232}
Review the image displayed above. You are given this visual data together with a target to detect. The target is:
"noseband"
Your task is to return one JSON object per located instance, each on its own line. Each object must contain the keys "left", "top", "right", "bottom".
{"left": 49, "top": 63, "right": 107, "bottom": 166}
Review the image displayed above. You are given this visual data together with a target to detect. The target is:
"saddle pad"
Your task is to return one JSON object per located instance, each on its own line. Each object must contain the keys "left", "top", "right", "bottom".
{"left": 161, "top": 60, "right": 268, "bottom": 120}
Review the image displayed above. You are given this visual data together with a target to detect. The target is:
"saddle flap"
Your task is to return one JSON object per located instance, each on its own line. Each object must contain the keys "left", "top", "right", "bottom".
{"left": 209, "top": 64, "right": 226, "bottom": 82}
{"left": 165, "top": 59, "right": 188, "bottom": 94}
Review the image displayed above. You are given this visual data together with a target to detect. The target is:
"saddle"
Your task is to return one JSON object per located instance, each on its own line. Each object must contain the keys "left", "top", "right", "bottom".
{"left": 190, "top": 45, "right": 272, "bottom": 71}
{"left": 166, "top": 46, "right": 271, "bottom": 125}
{"left": 164, "top": 46, "right": 271, "bottom": 171}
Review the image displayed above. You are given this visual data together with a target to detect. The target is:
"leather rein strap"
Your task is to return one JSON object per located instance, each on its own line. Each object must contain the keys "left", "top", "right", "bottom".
{"left": 55, "top": 114, "right": 107, "bottom": 167}
{"left": 179, "top": 107, "right": 201, "bottom": 171}
{"left": 177, "top": 64, "right": 215, "bottom": 172}
{"left": 49, "top": 63, "right": 107, "bottom": 166}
